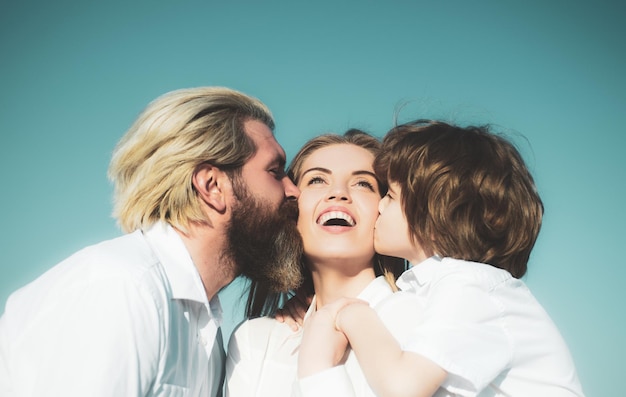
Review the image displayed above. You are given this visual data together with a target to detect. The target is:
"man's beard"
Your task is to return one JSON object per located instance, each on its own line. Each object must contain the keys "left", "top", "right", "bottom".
{"left": 225, "top": 187, "right": 304, "bottom": 293}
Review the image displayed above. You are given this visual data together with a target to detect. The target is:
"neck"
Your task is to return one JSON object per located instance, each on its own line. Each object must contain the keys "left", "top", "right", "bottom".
{"left": 310, "top": 259, "right": 376, "bottom": 308}
{"left": 175, "top": 222, "right": 234, "bottom": 302}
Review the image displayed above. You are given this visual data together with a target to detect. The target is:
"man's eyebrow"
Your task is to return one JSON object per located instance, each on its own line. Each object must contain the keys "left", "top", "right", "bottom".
{"left": 271, "top": 153, "right": 287, "bottom": 168}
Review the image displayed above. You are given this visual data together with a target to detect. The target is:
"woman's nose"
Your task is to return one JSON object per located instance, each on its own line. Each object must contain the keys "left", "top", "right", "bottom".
{"left": 326, "top": 185, "right": 350, "bottom": 202}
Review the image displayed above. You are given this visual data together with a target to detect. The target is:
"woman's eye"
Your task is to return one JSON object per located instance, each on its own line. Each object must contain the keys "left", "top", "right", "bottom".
{"left": 356, "top": 180, "right": 375, "bottom": 191}
{"left": 307, "top": 176, "right": 326, "bottom": 185}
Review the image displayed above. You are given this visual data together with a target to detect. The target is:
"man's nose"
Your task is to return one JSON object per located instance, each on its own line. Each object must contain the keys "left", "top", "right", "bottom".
{"left": 283, "top": 176, "right": 300, "bottom": 200}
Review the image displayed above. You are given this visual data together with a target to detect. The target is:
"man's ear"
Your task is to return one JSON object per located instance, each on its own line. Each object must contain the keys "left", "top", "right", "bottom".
{"left": 192, "top": 164, "right": 229, "bottom": 213}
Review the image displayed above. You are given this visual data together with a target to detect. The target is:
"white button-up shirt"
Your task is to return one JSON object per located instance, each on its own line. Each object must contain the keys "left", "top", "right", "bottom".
{"left": 396, "top": 256, "right": 584, "bottom": 397}
{"left": 225, "top": 276, "right": 424, "bottom": 397}
{"left": 0, "top": 222, "right": 225, "bottom": 397}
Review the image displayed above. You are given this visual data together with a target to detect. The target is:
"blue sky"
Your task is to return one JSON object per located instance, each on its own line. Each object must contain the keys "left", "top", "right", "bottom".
{"left": 1, "top": 2, "right": 624, "bottom": 395}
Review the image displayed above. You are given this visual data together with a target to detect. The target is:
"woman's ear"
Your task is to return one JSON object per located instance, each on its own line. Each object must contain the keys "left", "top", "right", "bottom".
{"left": 192, "top": 164, "right": 228, "bottom": 213}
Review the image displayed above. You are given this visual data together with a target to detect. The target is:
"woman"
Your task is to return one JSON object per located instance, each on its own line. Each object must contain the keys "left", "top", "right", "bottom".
{"left": 224, "top": 130, "right": 421, "bottom": 396}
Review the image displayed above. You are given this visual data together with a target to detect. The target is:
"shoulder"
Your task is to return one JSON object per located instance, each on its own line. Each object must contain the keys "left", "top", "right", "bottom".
{"left": 6, "top": 232, "right": 165, "bottom": 320}
{"left": 65, "top": 231, "right": 165, "bottom": 288}
{"left": 429, "top": 258, "right": 515, "bottom": 292}
{"left": 231, "top": 316, "right": 283, "bottom": 337}
{"left": 228, "top": 316, "right": 293, "bottom": 354}
{"left": 70, "top": 231, "right": 157, "bottom": 272}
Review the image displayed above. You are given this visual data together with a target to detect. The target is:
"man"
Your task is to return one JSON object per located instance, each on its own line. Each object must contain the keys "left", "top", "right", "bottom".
{"left": 0, "top": 87, "right": 304, "bottom": 396}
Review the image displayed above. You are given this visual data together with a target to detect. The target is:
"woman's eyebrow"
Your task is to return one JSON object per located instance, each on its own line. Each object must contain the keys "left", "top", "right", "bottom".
{"left": 353, "top": 170, "right": 377, "bottom": 179}
{"left": 301, "top": 168, "right": 377, "bottom": 180}
{"left": 301, "top": 167, "right": 331, "bottom": 177}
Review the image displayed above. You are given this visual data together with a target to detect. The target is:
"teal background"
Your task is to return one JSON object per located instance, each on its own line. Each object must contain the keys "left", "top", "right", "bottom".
{"left": 1, "top": 1, "right": 623, "bottom": 395}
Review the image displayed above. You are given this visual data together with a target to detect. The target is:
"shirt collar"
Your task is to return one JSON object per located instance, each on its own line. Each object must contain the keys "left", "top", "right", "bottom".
{"left": 396, "top": 255, "right": 441, "bottom": 292}
{"left": 357, "top": 275, "right": 394, "bottom": 306}
{"left": 142, "top": 222, "right": 222, "bottom": 322}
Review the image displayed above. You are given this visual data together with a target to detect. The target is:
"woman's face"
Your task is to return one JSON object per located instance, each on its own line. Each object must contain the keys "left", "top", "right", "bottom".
{"left": 296, "top": 143, "right": 381, "bottom": 266}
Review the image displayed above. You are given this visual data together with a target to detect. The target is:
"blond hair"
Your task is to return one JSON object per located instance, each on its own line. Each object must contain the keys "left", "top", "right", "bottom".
{"left": 108, "top": 86, "right": 274, "bottom": 233}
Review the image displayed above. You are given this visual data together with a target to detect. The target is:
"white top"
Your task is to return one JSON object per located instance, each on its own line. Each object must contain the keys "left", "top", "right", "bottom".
{"left": 396, "top": 256, "right": 585, "bottom": 397}
{"left": 0, "top": 222, "right": 225, "bottom": 397}
{"left": 225, "top": 276, "right": 424, "bottom": 397}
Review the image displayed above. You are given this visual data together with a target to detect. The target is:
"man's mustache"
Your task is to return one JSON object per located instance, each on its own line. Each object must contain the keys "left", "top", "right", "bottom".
{"left": 280, "top": 199, "right": 299, "bottom": 222}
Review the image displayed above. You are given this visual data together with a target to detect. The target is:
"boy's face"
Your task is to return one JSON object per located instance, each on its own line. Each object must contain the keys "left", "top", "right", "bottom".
{"left": 374, "top": 182, "right": 429, "bottom": 265}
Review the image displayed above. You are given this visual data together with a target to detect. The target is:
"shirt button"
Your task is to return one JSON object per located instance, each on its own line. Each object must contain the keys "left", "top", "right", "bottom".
{"left": 199, "top": 334, "right": 207, "bottom": 346}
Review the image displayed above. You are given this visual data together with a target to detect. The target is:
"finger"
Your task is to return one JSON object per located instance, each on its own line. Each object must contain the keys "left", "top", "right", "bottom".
{"left": 282, "top": 312, "right": 300, "bottom": 332}
{"left": 294, "top": 292, "right": 310, "bottom": 307}
{"left": 286, "top": 305, "right": 304, "bottom": 326}
{"left": 277, "top": 306, "right": 302, "bottom": 331}
{"left": 293, "top": 304, "right": 307, "bottom": 323}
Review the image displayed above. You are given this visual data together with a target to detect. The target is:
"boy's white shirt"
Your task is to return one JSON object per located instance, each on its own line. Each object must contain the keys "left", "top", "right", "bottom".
{"left": 395, "top": 256, "right": 584, "bottom": 397}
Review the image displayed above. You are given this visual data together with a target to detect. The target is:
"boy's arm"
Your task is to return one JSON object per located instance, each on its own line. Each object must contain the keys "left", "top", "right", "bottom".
{"left": 336, "top": 302, "right": 447, "bottom": 397}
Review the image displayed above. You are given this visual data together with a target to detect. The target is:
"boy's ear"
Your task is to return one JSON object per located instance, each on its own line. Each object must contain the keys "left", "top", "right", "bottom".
{"left": 192, "top": 164, "right": 229, "bottom": 213}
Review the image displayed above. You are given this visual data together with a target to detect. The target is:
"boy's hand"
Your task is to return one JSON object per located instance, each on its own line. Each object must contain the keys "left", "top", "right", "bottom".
{"left": 275, "top": 288, "right": 312, "bottom": 331}
{"left": 317, "top": 297, "right": 368, "bottom": 330}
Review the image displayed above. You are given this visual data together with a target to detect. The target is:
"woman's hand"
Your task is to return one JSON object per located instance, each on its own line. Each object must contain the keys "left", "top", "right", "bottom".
{"left": 297, "top": 297, "right": 367, "bottom": 378}
{"left": 275, "top": 288, "right": 312, "bottom": 331}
